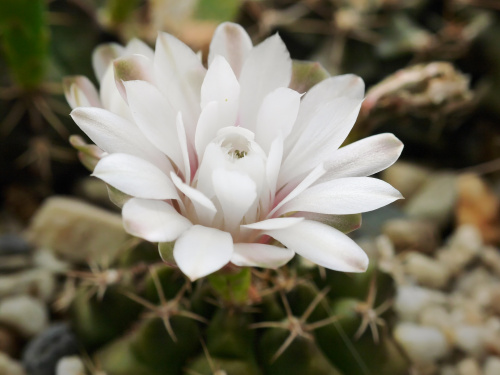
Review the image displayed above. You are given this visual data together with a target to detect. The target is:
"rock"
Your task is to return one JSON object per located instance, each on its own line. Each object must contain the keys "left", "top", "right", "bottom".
{"left": 381, "top": 161, "right": 430, "bottom": 200}
{"left": 0, "top": 269, "right": 56, "bottom": 302}
{"left": 33, "top": 248, "right": 70, "bottom": 274}
{"left": 437, "top": 225, "right": 482, "bottom": 274}
{"left": 452, "top": 325, "right": 486, "bottom": 357}
{"left": 481, "top": 246, "right": 500, "bottom": 277}
{"left": 403, "top": 253, "right": 452, "bottom": 289}
{"left": 455, "top": 268, "right": 495, "bottom": 297}
{"left": 382, "top": 219, "right": 438, "bottom": 253}
{"left": 394, "top": 322, "right": 451, "bottom": 364}
{"left": 394, "top": 285, "right": 447, "bottom": 321}
{"left": 456, "top": 173, "right": 500, "bottom": 245}
{"left": 419, "top": 305, "right": 451, "bottom": 330}
{"left": 0, "top": 234, "right": 33, "bottom": 272}
{"left": 0, "top": 296, "right": 48, "bottom": 338}
{"left": 23, "top": 324, "right": 80, "bottom": 375}
{"left": 56, "top": 356, "right": 85, "bottom": 375}
{"left": 405, "top": 173, "right": 458, "bottom": 228}
{"left": 440, "top": 365, "right": 458, "bottom": 375}
{"left": 27, "top": 197, "right": 130, "bottom": 264}
{"left": 456, "top": 358, "right": 481, "bottom": 375}
{"left": 483, "top": 356, "right": 500, "bottom": 375}
{"left": 0, "top": 352, "right": 25, "bottom": 375}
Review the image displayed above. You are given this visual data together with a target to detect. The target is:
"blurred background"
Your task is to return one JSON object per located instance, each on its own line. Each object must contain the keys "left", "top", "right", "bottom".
{"left": 0, "top": 1, "right": 499, "bottom": 375}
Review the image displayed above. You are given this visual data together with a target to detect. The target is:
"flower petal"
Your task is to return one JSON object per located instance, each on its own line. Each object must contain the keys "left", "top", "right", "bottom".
{"left": 122, "top": 198, "right": 192, "bottom": 242}
{"left": 232, "top": 243, "right": 294, "bottom": 268}
{"left": 93, "top": 153, "right": 178, "bottom": 200}
{"left": 264, "top": 220, "right": 369, "bottom": 272}
{"left": 195, "top": 101, "right": 232, "bottom": 160}
{"left": 124, "top": 38, "right": 154, "bottom": 59}
{"left": 212, "top": 169, "right": 257, "bottom": 232}
{"left": 155, "top": 32, "right": 206, "bottom": 139}
{"left": 174, "top": 225, "right": 233, "bottom": 280}
{"left": 255, "top": 88, "right": 301, "bottom": 154}
{"left": 279, "top": 177, "right": 403, "bottom": 216}
{"left": 241, "top": 217, "right": 304, "bottom": 230}
{"left": 124, "top": 80, "right": 183, "bottom": 169}
{"left": 92, "top": 43, "right": 125, "bottom": 83}
{"left": 63, "top": 76, "right": 101, "bottom": 109}
{"left": 316, "top": 133, "right": 404, "bottom": 183}
{"left": 113, "top": 54, "right": 155, "bottom": 103}
{"left": 176, "top": 113, "right": 191, "bottom": 183}
{"left": 208, "top": 22, "right": 252, "bottom": 78}
{"left": 201, "top": 55, "right": 240, "bottom": 111}
{"left": 239, "top": 33, "right": 292, "bottom": 131}
{"left": 70, "top": 107, "right": 171, "bottom": 172}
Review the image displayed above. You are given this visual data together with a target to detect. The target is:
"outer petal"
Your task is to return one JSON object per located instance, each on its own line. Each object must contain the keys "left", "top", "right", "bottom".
{"left": 255, "top": 88, "right": 301, "bottom": 154}
{"left": 124, "top": 38, "right": 155, "bottom": 60}
{"left": 70, "top": 107, "right": 171, "bottom": 172}
{"left": 124, "top": 80, "right": 183, "bottom": 169}
{"left": 241, "top": 217, "right": 304, "bottom": 230}
{"left": 201, "top": 55, "right": 240, "bottom": 111}
{"left": 280, "top": 97, "right": 362, "bottom": 185}
{"left": 93, "top": 153, "right": 179, "bottom": 200}
{"left": 232, "top": 243, "right": 294, "bottom": 268}
{"left": 113, "top": 54, "right": 155, "bottom": 103}
{"left": 278, "top": 177, "right": 403, "bottom": 216}
{"left": 122, "top": 198, "right": 192, "bottom": 242}
{"left": 92, "top": 43, "right": 125, "bottom": 83}
{"left": 264, "top": 220, "right": 369, "bottom": 272}
{"left": 212, "top": 169, "right": 257, "bottom": 232}
{"left": 239, "top": 34, "right": 292, "bottom": 131}
{"left": 174, "top": 225, "right": 233, "bottom": 281}
{"left": 63, "top": 76, "right": 102, "bottom": 109}
{"left": 208, "top": 22, "right": 252, "bottom": 78}
{"left": 316, "top": 133, "right": 404, "bottom": 183}
{"left": 195, "top": 101, "right": 232, "bottom": 160}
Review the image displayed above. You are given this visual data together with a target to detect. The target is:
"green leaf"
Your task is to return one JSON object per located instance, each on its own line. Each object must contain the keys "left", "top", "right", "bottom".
{"left": 158, "top": 241, "right": 176, "bottom": 266}
{"left": 194, "top": 0, "right": 241, "bottom": 22}
{"left": 208, "top": 267, "right": 251, "bottom": 303}
{"left": 104, "top": 0, "right": 142, "bottom": 25}
{"left": 290, "top": 60, "right": 330, "bottom": 93}
{"left": 0, "top": 0, "right": 49, "bottom": 89}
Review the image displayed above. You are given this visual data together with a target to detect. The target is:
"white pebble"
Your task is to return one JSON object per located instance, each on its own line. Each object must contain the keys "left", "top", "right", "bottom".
{"left": 453, "top": 325, "right": 486, "bottom": 357}
{"left": 56, "top": 356, "right": 85, "bottom": 375}
{"left": 457, "top": 358, "right": 481, "bottom": 375}
{"left": 404, "top": 252, "right": 451, "bottom": 289}
{"left": 394, "top": 322, "right": 450, "bottom": 364}
{"left": 0, "top": 295, "right": 48, "bottom": 337}
{"left": 483, "top": 356, "right": 500, "bottom": 375}
{"left": 395, "top": 285, "right": 447, "bottom": 321}
{"left": 0, "top": 353, "right": 25, "bottom": 375}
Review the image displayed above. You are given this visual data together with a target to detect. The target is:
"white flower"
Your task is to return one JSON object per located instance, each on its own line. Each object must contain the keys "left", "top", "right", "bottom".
{"left": 65, "top": 23, "right": 403, "bottom": 281}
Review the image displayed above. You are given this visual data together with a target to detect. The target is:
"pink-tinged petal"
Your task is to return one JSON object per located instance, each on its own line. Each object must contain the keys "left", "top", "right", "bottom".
{"left": 232, "top": 243, "right": 294, "bottom": 268}
{"left": 70, "top": 107, "right": 171, "bottom": 172}
{"left": 92, "top": 43, "right": 125, "bottom": 83}
{"left": 285, "top": 74, "right": 364, "bottom": 151}
{"left": 124, "top": 38, "right": 154, "bottom": 60}
{"left": 155, "top": 32, "right": 206, "bottom": 140}
{"left": 93, "top": 153, "right": 179, "bottom": 200}
{"left": 255, "top": 88, "right": 301, "bottom": 153}
{"left": 316, "top": 133, "right": 404, "bottom": 183}
{"left": 279, "top": 176, "right": 403, "bottom": 216}
{"left": 170, "top": 172, "right": 217, "bottom": 225}
{"left": 209, "top": 22, "right": 252, "bottom": 78}
{"left": 239, "top": 34, "right": 292, "bottom": 131}
{"left": 123, "top": 80, "right": 183, "bottom": 169}
{"left": 99, "top": 65, "right": 133, "bottom": 121}
{"left": 176, "top": 113, "right": 191, "bottom": 183}
{"left": 263, "top": 136, "right": 284, "bottom": 211}
{"left": 122, "top": 198, "right": 192, "bottom": 242}
{"left": 280, "top": 97, "right": 362, "bottom": 185}
{"left": 113, "top": 54, "right": 155, "bottom": 103}
{"left": 195, "top": 101, "right": 231, "bottom": 160}
{"left": 212, "top": 169, "right": 257, "bottom": 233}
{"left": 201, "top": 55, "right": 240, "bottom": 111}
{"left": 174, "top": 225, "right": 233, "bottom": 281}
{"left": 269, "top": 163, "right": 326, "bottom": 218}
{"left": 241, "top": 217, "right": 303, "bottom": 230}
{"left": 264, "top": 220, "right": 369, "bottom": 272}
{"left": 63, "top": 76, "right": 102, "bottom": 109}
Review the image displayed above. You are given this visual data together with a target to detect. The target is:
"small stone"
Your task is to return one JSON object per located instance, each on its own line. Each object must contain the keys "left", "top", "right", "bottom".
{"left": 27, "top": 197, "right": 130, "bottom": 264}
{"left": 382, "top": 219, "right": 438, "bottom": 253}
{"left": 448, "top": 225, "right": 483, "bottom": 254}
{"left": 456, "top": 173, "right": 500, "bottom": 244}
{"left": 419, "top": 305, "right": 451, "bottom": 330}
{"left": 481, "top": 246, "right": 500, "bottom": 277}
{"left": 0, "top": 296, "right": 48, "bottom": 338}
{"left": 405, "top": 173, "right": 458, "bottom": 228}
{"left": 0, "top": 269, "right": 56, "bottom": 302}
{"left": 394, "top": 285, "right": 447, "bottom": 321}
{"left": 403, "top": 252, "right": 451, "bottom": 289}
{"left": 483, "top": 356, "right": 500, "bottom": 375}
{"left": 437, "top": 225, "right": 483, "bottom": 275}
{"left": 440, "top": 365, "right": 458, "bottom": 375}
{"left": 23, "top": 323, "right": 80, "bottom": 375}
{"left": 56, "top": 356, "right": 85, "bottom": 375}
{"left": 381, "top": 161, "right": 430, "bottom": 201}
{"left": 33, "top": 248, "right": 70, "bottom": 274}
{"left": 483, "top": 317, "right": 500, "bottom": 354}
{"left": 394, "top": 322, "right": 451, "bottom": 364}
{"left": 0, "top": 352, "right": 25, "bottom": 375}
{"left": 452, "top": 325, "right": 486, "bottom": 357}
{"left": 0, "top": 234, "right": 33, "bottom": 272}
{"left": 456, "top": 358, "right": 481, "bottom": 375}
{"left": 455, "top": 268, "right": 495, "bottom": 297}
